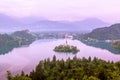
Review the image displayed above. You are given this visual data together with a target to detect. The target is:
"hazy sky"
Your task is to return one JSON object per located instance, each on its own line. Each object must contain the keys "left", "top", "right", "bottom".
{"left": 0, "top": 0, "right": 120, "bottom": 23}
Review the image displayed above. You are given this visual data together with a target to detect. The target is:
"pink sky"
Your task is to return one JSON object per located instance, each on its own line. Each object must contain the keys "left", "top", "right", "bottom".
{"left": 0, "top": 0, "right": 120, "bottom": 23}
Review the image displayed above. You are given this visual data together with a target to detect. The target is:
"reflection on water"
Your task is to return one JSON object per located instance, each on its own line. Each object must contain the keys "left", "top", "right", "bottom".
{"left": 80, "top": 39, "right": 120, "bottom": 54}
{"left": 0, "top": 39, "right": 120, "bottom": 80}
{"left": 0, "top": 45, "right": 15, "bottom": 55}
{"left": 0, "top": 41, "right": 33, "bottom": 55}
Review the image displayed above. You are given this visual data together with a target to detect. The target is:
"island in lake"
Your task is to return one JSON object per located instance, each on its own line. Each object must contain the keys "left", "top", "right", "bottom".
{"left": 53, "top": 41, "right": 80, "bottom": 53}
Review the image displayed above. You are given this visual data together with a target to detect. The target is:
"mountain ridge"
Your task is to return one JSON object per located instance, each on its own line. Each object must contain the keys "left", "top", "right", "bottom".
{"left": 82, "top": 23, "right": 120, "bottom": 40}
{"left": 0, "top": 13, "right": 110, "bottom": 32}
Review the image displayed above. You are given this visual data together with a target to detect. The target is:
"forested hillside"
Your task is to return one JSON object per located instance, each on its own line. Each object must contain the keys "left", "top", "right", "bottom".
{"left": 7, "top": 56, "right": 120, "bottom": 80}
{"left": 82, "top": 23, "right": 120, "bottom": 40}
{"left": 0, "top": 30, "right": 36, "bottom": 54}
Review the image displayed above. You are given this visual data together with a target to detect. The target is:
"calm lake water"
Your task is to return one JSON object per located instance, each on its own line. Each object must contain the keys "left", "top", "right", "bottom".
{"left": 0, "top": 39, "right": 120, "bottom": 79}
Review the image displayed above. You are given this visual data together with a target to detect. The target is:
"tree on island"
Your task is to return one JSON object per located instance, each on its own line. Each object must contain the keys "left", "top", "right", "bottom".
{"left": 53, "top": 40, "right": 79, "bottom": 54}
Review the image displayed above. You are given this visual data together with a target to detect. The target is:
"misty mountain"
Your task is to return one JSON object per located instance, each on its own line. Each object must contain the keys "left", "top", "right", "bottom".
{"left": 82, "top": 23, "right": 120, "bottom": 40}
{"left": 0, "top": 13, "right": 110, "bottom": 32}
{"left": 0, "top": 14, "right": 24, "bottom": 32}
{"left": 0, "top": 14, "right": 22, "bottom": 26}
{"left": 73, "top": 18, "right": 109, "bottom": 31}
{"left": 27, "top": 18, "right": 109, "bottom": 32}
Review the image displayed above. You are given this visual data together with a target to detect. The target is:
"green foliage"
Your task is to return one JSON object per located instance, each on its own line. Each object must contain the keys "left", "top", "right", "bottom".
{"left": 11, "top": 30, "right": 36, "bottom": 42}
{"left": 0, "top": 30, "right": 36, "bottom": 47}
{"left": 7, "top": 71, "right": 12, "bottom": 80}
{"left": 82, "top": 23, "right": 120, "bottom": 40}
{"left": 11, "top": 76, "right": 32, "bottom": 80}
{"left": 7, "top": 56, "right": 120, "bottom": 80}
{"left": 88, "top": 76, "right": 100, "bottom": 80}
{"left": 54, "top": 44, "right": 80, "bottom": 53}
{"left": 0, "top": 30, "right": 36, "bottom": 54}
{"left": 7, "top": 71, "right": 32, "bottom": 80}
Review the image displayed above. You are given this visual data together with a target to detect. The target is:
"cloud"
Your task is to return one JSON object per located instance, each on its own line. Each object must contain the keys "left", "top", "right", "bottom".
{"left": 0, "top": 0, "right": 34, "bottom": 17}
{"left": 0, "top": 0, "right": 120, "bottom": 23}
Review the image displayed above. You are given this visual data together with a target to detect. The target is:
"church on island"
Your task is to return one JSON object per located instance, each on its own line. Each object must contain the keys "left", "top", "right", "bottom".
{"left": 53, "top": 40, "right": 79, "bottom": 54}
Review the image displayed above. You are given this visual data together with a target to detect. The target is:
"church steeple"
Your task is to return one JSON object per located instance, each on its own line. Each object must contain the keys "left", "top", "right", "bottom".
{"left": 66, "top": 40, "right": 68, "bottom": 45}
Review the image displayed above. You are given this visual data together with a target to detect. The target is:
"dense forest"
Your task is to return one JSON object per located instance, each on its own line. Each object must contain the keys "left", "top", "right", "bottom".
{"left": 0, "top": 30, "right": 36, "bottom": 47}
{"left": 0, "top": 30, "right": 36, "bottom": 54}
{"left": 7, "top": 55, "right": 120, "bottom": 80}
{"left": 82, "top": 23, "right": 120, "bottom": 40}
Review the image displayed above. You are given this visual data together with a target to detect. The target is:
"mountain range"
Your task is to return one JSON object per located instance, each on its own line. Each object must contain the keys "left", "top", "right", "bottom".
{"left": 0, "top": 13, "right": 110, "bottom": 32}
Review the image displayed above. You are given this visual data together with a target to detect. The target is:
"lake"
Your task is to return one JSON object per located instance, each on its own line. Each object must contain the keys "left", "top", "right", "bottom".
{"left": 0, "top": 39, "right": 120, "bottom": 79}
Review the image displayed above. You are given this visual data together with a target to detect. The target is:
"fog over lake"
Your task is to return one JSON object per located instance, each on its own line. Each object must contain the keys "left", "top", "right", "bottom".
{"left": 0, "top": 39, "right": 120, "bottom": 79}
